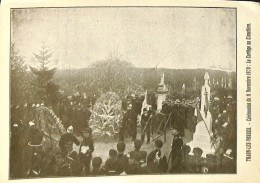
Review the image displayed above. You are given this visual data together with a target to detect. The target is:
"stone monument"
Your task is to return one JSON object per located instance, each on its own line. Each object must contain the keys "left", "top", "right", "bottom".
{"left": 141, "top": 90, "right": 149, "bottom": 115}
{"left": 157, "top": 73, "right": 168, "bottom": 111}
{"left": 188, "top": 72, "right": 215, "bottom": 157}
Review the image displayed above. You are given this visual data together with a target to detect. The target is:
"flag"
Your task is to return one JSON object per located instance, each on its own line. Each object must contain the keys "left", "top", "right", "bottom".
{"left": 196, "top": 106, "right": 204, "bottom": 123}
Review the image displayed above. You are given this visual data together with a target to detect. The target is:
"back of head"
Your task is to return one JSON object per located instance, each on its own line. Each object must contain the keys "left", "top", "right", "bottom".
{"left": 109, "top": 149, "right": 117, "bottom": 157}
{"left": 134, "top": 139, "right": 142, "bottom": 150}
{"left": 193, "top": 147, "right": 203, "bottom": 157}
{"left": 155, "top": 139, "right": 163, "bottom": 149}
{"left": 117, "top": 141, "right": 126, "bottom": 153}
{"left": 92, "top": 157, "right": 103, "bottom": 169}
{"left": 182, "top": 145, "right": 191, "bottom": 155}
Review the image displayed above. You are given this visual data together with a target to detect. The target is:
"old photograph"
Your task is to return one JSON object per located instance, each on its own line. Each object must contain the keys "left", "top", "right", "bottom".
{"left": 10, "top": 7, "right": 236, "bottom": 178}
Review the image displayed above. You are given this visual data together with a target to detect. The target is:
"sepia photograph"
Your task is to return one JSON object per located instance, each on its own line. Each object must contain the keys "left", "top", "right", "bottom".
{"left": 10, "top": 7, "right": 237, "bottom": 179}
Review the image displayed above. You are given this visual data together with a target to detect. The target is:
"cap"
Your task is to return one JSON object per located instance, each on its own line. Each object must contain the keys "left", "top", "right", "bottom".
{"left": 67, "top": 126, "right": 73, "bottom": 134}
{"left": 171, "top": 129, "right": 179, "bottom": 136}
{"left": 29, "top": 121, "right": 35, "bottom": 127}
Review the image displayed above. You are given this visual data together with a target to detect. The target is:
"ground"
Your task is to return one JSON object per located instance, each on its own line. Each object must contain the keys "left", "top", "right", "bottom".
{"left": 73, "top": 128, "right": 193, "bottom": 166}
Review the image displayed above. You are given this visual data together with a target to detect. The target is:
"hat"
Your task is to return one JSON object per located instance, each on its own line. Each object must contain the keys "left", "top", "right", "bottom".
{"left": 171, "top": 129, "right": 179, "bottom": 136}
{"left": 36, "top": 104, "right": 40, "bottom": 108}
{"left": 109, "top": 149, "right": 117, "bottom": 157}
{"left": 29, "top": 121, "right": 35, "bottom": 127}
{"left": 155, "top": 139, "right": 163, "bottom": 149}
{"left": 134, "top": 139, "right": 143, "bottom": 150}
{"left": 223, "top": 149, "right": 233, "bottom": 159}
{"left": 117, "top": 141, "right": 126, "bottom": 152}
{"left": 92, "top": 157, "right": 102, "bottom": 168}
{"left": 227, "top": 95, "right": 233, "bottom": 99}
{"left": 67, "top": 126, "right": 73, "bottom": 134}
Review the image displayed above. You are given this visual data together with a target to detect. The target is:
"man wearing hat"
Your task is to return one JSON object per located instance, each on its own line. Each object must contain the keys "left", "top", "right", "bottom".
{"left": 23, "top": 123, "right": 45, "bottom": 177}
{"left": 221, "top": 149, "right": 235, "bottom": 173}
{"left": 167, "top": 129, "right": 183, "bottom": 173}
{"left": 119, "top": 104, "right": 134, "bottom": 142}
{"left": 59, "top": 126, "right": 80, "bottom": 154}
{"left": 79, "top": 127, "right": 94, "bottom": 175}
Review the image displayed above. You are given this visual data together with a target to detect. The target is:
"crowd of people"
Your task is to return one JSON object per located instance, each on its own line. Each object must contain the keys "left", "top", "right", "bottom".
{"left": 10, "top": 87, "right": 236, "bottom": 178}
{"left": 10, "top": 123, "right": 235, "bottom": 178}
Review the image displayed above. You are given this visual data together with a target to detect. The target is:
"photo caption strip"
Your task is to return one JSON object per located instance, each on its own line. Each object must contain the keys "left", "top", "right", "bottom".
{"left": 246, "top": 23, "right": 251, "bottom": 162}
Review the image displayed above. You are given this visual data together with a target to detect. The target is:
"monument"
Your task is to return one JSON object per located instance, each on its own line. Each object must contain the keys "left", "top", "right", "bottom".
{"left": 141, "top": 90, "right": 150, "bottom": 116}
{"left": 188, "top": 72, "right": 215, "bottom": 157}
{"left": 157, "top": 73, "right": 168, "bottom": 111}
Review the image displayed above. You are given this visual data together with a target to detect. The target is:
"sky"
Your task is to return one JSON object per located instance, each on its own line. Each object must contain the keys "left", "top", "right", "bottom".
{"left": 11, "top": 7, "right": 236, "bottom": 70}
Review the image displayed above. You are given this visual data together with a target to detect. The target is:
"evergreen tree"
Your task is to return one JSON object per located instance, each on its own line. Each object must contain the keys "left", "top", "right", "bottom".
{"left": 30, "top": 44, "right": 59, "bottom": 106}
{"left": 10, "top": 43, "right": 33, "bottom": 106}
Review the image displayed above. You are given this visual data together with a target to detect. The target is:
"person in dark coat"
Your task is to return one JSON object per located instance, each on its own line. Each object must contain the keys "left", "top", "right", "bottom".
{"left": 59, "top": 126, "right": 80, "bottom": 153}
{"left": 190, "top": 147, "right": 204, "bottom": 173}
{"left": 58, "top": 138, "right": 82, "bottom": 176}
{"left": 79, "top": 127, "right": 94, "bottom": 175}
{"left": 167, "top": 129, "right": 183, "bottom": 173}
{"left": 129, "top": 139, "right": 147, "bottom": 164}
{"left": 119, "top": 104, "right": 133, "bottom": 142}
{"left": 90, "top": 157, "right": 104, "bottom": 176}
{"left": 125, "top": 151, "right": 141, "bottom": 175}
{"left": 130, "top": 95, "right": 139, "bottom": 140}
{"left": 116, "top": 141, "right": 128, "bottom": 174}
{"left": 147, "top": 139, "right": 168, "bottom": 173}
{"left": 104, "top": 149, "right": 119, "bottom": 176}
{"left": 180, "top": 145, "right": 192, "bottom": 173}
{"left": 141, "top": 108, "right": 151, "bottom": 144}
{"left": 25, "top": 124, "right": 45, "bottom": 178}
{"left": 221, "top": 149, "right": 236, "bottom": 173}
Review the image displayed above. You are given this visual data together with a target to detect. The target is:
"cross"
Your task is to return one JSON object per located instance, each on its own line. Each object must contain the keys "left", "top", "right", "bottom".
{"left": 204, "top": 88, "right": 208, "bottom": 98}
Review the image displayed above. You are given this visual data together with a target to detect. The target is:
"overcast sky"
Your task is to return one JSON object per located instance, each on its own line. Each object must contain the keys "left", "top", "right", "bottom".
{"left": 11, "top": 7, "right": 236, "bottom": 70}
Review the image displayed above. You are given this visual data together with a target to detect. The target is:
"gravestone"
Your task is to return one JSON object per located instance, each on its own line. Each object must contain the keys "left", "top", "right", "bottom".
{"left": 188, "top": 72, "right": 215, "bottom": 157}
{"left": 157, "top": 73, "right": 168, "bottom": 111}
